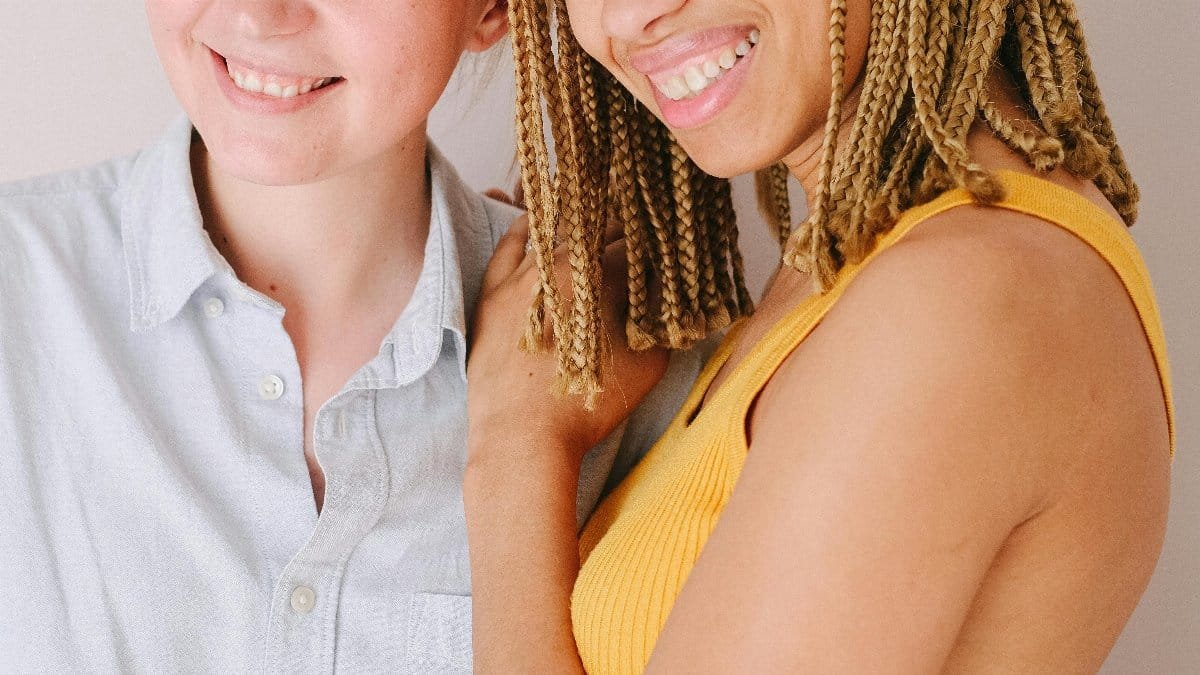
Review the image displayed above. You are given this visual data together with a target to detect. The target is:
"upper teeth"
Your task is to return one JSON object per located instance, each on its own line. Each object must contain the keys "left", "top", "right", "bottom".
{"left": 655, "top": 30, "right": 759, "bottom": 101}
{"left": 226, "top": 60, "right": 335, "bottom": 98}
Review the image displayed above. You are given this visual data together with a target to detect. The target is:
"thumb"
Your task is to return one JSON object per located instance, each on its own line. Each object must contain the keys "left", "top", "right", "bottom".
{"left": 482, "top": 214, "right": 531, "bottom": 293}
{"left": 483, "top": 187, "right": 524, "bottom": 209}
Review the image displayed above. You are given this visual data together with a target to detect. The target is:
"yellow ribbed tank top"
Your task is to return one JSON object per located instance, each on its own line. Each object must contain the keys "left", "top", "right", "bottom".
{"left": 571, "top": 171, "right": 1176, "bottom": 674}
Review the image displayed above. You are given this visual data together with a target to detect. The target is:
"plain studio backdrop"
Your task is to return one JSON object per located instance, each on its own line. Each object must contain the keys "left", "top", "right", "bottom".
{"left": 0, "top": 2, "right": 1195, "bottom": 671}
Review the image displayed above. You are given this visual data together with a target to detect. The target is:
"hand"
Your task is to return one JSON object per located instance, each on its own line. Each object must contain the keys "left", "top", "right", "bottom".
{"left": 483, "top": 181, "right": 525, "bottom": 209}
{"left": 467, "top": 215, "right": 669, "bottom": 461}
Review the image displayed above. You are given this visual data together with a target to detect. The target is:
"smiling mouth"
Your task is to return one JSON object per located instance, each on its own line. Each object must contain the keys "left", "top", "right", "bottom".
{"left": 649, "top": 29, "right": 759, "bottom": 101}
{"left": 216, "top": 51, "right": 343, "bottom": 99}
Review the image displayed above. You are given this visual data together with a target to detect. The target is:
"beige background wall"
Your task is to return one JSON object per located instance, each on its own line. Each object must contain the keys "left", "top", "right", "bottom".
{"left": 0, "top": 2, "right": 1194, "bottom": 671}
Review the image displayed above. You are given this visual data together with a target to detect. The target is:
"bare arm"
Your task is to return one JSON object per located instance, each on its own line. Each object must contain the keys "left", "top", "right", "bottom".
{"left": 464, "top": 436, "right": 587, "bottom": 673}
{"left": 465, "top": 217, "right": 667, "bottom": 672}
{"left": 645, "top": 214, "right": 1161, "bottom": 671}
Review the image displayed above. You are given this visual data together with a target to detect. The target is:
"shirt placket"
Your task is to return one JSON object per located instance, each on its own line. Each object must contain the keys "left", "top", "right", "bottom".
{"left": 262, "top": 388, "right": 391, "bottom": 673}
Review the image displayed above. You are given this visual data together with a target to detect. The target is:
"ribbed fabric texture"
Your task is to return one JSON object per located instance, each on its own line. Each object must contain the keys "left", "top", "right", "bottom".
{"left": 571, "top": 171, "right": 1176, "bottom": 674}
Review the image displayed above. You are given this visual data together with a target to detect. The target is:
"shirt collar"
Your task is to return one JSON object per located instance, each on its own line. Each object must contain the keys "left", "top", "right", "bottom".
{"left": 121, "top": 114, "right": 496, "bottom": 386}
{"left": 357, "top": 143, "right": 490, "bottom": 388}
{"left": 121, "top": 113, "right": 226, "bottom": 332}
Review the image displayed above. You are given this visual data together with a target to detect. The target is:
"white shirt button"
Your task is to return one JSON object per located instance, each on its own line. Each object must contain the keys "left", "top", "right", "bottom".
{"left": 290, "top": 585, "right": 316, "bottom": 614}
{"left": 258, "top": 374, "right": 285, "bottom": 401}
{"left": 202, "top": 297, "right": 225, "bottom": 318}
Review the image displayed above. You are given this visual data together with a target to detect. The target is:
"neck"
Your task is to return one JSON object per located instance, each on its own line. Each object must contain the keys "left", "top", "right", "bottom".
{"left": 780, "top": 68, "right": 1045, "bottom": 212}
{"left": 780, "top": 84, "right": 863, "bottom": 213}
{"left": 191, "top": 134, "right": 432, "bottom": 313}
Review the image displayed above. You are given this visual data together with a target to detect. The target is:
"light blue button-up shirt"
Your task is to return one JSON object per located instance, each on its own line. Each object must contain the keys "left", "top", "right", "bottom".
{"left": 0, "top": 116, "right": 702, "bottom": 672}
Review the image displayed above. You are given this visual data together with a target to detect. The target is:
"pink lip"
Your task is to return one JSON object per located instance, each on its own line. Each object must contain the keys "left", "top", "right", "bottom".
{"left": 650, "top": 45, "right": 756, "bottom": 130}
{"left": 208, "top": 47, "right": 343, "bottom": 115}
{"left": 629, "top": 25, "right": 754, "bottom": 76}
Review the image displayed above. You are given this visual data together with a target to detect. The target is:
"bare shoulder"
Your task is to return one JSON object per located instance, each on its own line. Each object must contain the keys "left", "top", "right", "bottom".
{"left": 752, "top": 199, "right": 1170, "bottom": 514}
{"left": 652, "top": 199, "right": 1170, "bottom": 673}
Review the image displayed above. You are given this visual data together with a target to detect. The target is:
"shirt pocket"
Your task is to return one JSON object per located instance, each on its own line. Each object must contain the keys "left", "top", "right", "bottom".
{"left": 406, "top": 592, "right": 473, "bottom": 673}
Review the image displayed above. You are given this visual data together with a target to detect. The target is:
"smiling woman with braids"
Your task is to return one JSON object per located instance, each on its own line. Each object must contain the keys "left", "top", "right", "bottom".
{"left": 463, "top": 0, "right": 1176, "bottom": 671}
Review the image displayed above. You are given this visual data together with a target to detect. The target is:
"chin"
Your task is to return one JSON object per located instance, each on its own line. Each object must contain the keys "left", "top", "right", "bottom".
{"left": 683, "top": 152, "right": 763, "bottom": 180}
{"left": 200, "top": 128, "right": 330, "bottom": 186}
{"left": 671, "top": 132, "right": 784, "bottom": 180}
{"left": 217, "top": 151, "right": 324, "bottom": 186}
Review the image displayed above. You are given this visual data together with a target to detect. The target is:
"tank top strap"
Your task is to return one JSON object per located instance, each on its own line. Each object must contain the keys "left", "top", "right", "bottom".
{"left": 706, "top": 170, "right": 1175, "bottom": 455}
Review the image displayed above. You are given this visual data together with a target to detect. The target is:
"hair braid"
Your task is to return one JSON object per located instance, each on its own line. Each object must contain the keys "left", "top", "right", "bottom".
{"left": 721, "top": 185, "right": 756, "bottom": 317}
{"left": 509, "top": 0, "right": 1139, "bottom": 403}
{"left": 709, "top": 173, "right": 752, "bottom": 321}
{"left": 630, "top": 112, "right": 690, "bottom": 347}
{"left": 782, "top": 0, "right": 850, "bottom": 291}
{"left": 1014, "top": 0, "right": 1063, "bottom": 119}
{"left": 551, "top": 0, "right": 610, "bottom": 402}
{"left": 947, "top": 0, "right": 1009, "bottom": 139}
{"left": 691, "top": 171, "right": 730, "bottom": 331}
{"left": 979, "top": 91, "right": 1065, "bottom": 171}
{"left": 669, "top": 141, "right": 705, "bottom": 342}
{"left": 1034, "top": 0, "right": 1106, "bottom": 182}
{"left": 606, "top": 85, "right": 658, "bottom": 350}
{"left": 755, "top": 163, "right": 793, "bottom": 249}
{"left": 831, "top": 0, "right": 911, "bottom": 261}
{"left": 1045, "top": 0, "right": 1138, "bottom": 221}
{"left": 950, "top": 1, "right": 1011, "bottom": 193}
{"left": 906, "top": 0, "right": 958, "bottom": 197}
{"left": 822, "top": 0, "right": 885, "bottom": 223}
{"left": 508, "top": 0, "right": 562, "bottom": 355}
{"left": 913, "top": 0, "right": 1007, "bottom": 203}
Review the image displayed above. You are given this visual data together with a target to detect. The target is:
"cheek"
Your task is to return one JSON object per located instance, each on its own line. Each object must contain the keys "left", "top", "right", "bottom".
{"left": 559, "top": 19, "right": 647, "bottom": 112}
{"left": 358, "top": 6, "right": 471, "bottom": 89}
{"left": 143, "top": 2, "right": 203, "bottom": 102}
{"left": 348, "top": 40, "right": 461, "bottom": 133}
{"left": 562, "top": 2, "right": 609, "bottom": 66}
{"left": 144, "top": 1, "right": 197, "bottom": 45}
{"left": 386, "top": 35, "right": 456, "bottom": 89}
{"left": 842, "top": 0, "right": 872, "bottom": 89}
{"left": 142, "top": 0, "right": 172, "bottom": 32}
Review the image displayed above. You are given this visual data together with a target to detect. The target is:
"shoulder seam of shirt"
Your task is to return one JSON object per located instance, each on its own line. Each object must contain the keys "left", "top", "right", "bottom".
{"left": 0, "top": 184, "right": 121, "bottom": 198}
{"left": 0, "top": 153, "right": 136, "bottom": 199}
{"left": 0, "top": 167, "right": 125, "bottom": 195}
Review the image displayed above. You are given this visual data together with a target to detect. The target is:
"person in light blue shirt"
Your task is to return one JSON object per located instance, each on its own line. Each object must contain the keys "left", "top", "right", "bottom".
{"left": 0, "top": 1, "right": 701, "bottom": 671}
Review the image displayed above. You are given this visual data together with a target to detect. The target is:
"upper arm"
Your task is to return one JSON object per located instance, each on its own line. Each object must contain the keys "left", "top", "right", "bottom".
{"left": 647, "top": 213, "right": 1093, "bottom": 672}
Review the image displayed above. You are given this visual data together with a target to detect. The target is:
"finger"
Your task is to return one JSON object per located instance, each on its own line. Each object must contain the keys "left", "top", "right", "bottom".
{"left": 546, "top": 221, "right": 624, "bottom": 267}
{"left": 483, "top": 188, "right": 518, "bottom": 207}
{"left": 599, "top": 236, "right": 665, "bottom": 331}
{"left": 600, "top": 237, "right": 630, "bottom": 293}
{"left": 511, "top": 180, "right": 526, "bottom": 210}
{"left": 483, "top": 214, "right": 532, "bottom": 293}
{"left": 604, "top": 219, "right": 624, "bottom": 246}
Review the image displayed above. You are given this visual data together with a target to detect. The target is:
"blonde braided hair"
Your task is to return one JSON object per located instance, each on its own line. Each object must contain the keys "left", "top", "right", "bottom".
{"left": 507, "top": 0, "right": 1137, "bottom": 406}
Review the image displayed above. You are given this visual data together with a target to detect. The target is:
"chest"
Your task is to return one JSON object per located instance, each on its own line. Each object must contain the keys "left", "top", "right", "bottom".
{"left": 696, "top": 272, "right": 818, "bottom": 415}
{"left": 572, "top": 398, "right": 744, "bottom": 673}
{"left": 284, "top": 300, "right": 411, "bottom": 443}
{"left": 571, "top": 275, "right": 828, "bottom": 673}
{"left": 295, "top": 334, "right": 388, "bottom": 507}
{"left": 0, "top": 301, "right": 476, "bottom": 671}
